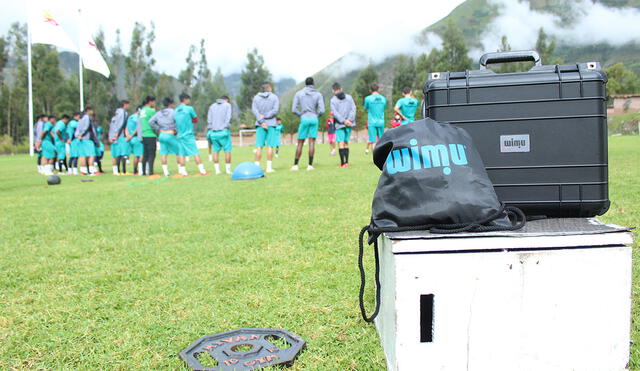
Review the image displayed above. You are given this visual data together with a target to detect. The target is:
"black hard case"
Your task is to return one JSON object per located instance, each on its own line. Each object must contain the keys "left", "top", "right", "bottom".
{"left": 423, "top": 51, "right": 609, "bottom": 217}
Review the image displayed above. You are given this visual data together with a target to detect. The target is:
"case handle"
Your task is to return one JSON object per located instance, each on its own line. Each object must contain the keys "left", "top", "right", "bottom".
{"left": 479, "top": 50, "right": 541, "bottom": 70}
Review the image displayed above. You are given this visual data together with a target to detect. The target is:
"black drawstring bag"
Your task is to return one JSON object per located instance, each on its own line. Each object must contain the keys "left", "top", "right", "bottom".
{"left": 359, "top": 118, "right": 526, "bottom": 322}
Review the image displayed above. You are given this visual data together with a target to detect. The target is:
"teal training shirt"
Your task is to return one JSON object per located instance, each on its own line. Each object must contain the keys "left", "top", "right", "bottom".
{"left": 42, "top": 121, "right": 54, "bottom": 143}
{"left": 66, "top": 120, "right": 77, "bottom": 139}
{"left": 364, "top": 93, "right": 387, "bottom": 127}
{"left": 175, "top": 104, "right": 197, "bottom": 137}
{"left": 395, "top": 96, "right": 419, "bottom": 121}
{"left": 54, "top": 120, "right": 67, "bottom": 142}
{"left": 126, "top": 113, "right": 139, "bottom": 135}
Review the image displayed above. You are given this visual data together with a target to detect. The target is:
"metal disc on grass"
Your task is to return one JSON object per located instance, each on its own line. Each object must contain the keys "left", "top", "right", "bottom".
{"left": 180, "top": 328, "right": 305, "bottom": 370}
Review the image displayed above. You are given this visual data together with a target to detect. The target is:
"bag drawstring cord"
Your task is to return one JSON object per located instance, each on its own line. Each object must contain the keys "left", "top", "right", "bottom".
{"left": 358, "top": 204, "right": 526, "bottom": 322}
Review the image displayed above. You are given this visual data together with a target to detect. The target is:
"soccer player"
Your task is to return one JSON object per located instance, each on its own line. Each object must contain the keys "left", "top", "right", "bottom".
{"left": 109, "top": 100, "right": 130, "bottom": 175}
{"left": 33, "top": 114, "right": 47, "bottom": 173}
{"left": 94, "top": 123, "right": 105, "bottom": 174}
{"left": 207, "top": 95, "right": 233, "bottom": 175}
{"left": 149, "top": 97, "right": 181, "bottom": 178}
{"left": 47, "top": 116, "right": 59, "bottom": 170}
{"left": 175, "top": 93, "right": 207, "bottom": 176}
{"left": 291, "top": 77, "right": 325, "bottom": 171}
{"left": 390, "top": 113, "right": 402, "bottom": 128}
{"left": 252, "top": 82, "right": 279, "bottom": 173}
{"left": 394, "top": 87, "right": 419, "bottom": 125}
{"left": 275, "top": 117, "right": 284, "bottom": 157}
{"left": 364, "top": 83, "right": 387, "bottom": 153}
{"left": 125, "top": 106, "right": 144, "bottom": 175}
{"left": 39, "top": 116, "right": 57, "bottom": 175}
{"left": 139, "top": 96, "right": 157, "bottom": 176}
{"left": 53, "top": 114, "right": 70, "bottom": 173}
{"left": 75, "top": 106, "right": 97, "bottom": 175}
{"left": 330, "top": 82, "right": 356, "bottom": 168}
{"left": 66, "top": 112, "right": 81, "bottom": 175}
{"left": 326, "top": 112, "right": 336, "bottom": 156}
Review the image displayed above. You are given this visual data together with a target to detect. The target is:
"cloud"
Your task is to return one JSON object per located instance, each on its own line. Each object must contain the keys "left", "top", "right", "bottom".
{"left": 480, "top": 0, "right": 640, "bottom": 57}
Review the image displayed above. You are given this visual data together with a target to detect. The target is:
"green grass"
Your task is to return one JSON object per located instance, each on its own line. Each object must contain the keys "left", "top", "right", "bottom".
{"left": 0, "top": 137, "right": 638, "bottom": 370}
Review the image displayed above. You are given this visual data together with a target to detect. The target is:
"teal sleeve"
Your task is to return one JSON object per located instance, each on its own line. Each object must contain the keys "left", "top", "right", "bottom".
{"left": 190, "top": 106, "right": 197, "bottom": 119}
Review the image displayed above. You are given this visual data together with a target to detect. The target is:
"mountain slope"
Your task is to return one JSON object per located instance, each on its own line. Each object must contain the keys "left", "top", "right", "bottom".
{"left": 310, "top": 0, "right": 640, "bottom": 97}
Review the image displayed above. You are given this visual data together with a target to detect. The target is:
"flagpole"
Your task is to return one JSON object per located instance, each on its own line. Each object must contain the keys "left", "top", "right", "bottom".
{"left": 78, "top": 8, "right": 84, "bottom": 111}
{"left": 27, "top": 18, "right": 34, "bottom": 157}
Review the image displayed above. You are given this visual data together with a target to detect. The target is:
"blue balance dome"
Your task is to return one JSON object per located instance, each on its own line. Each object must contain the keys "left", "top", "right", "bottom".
{"left": 232, "top": 162, "right": 265, "bottom": 180}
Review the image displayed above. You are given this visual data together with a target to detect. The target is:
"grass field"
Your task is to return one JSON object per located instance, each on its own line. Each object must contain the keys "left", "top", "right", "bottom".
{"left": 0, "top": 137, "right": 638, "bottom": 370}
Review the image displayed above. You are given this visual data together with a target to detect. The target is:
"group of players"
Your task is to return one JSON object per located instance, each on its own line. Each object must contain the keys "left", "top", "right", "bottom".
{"left": 33, "top": 77, "right": 419, "bottom": 177}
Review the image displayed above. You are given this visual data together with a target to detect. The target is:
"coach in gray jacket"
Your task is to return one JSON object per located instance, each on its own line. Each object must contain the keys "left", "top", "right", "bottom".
{"left": 330, "top": 82, "right": 356, "bottom": 167}
{"left": 207, "top": 96, "right": 233, "bottom": 174}
{"left": 251, "top": 82, "right": 279, "bottom": 173}
{"left": 291, "top": 77, "right": 325, "bottom": 171}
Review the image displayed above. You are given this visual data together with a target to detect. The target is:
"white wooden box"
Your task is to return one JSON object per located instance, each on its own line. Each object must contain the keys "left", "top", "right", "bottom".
{"left": 374, "top": 218, "right": 634, "bottom": 371}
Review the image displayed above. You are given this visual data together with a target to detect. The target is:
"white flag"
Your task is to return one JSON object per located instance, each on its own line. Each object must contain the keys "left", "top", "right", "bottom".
{"left": 80, "top": 38, "right": 110, "bottom": 78}
{"left": 28, "top": 7, "right": 77, "bottom": 51}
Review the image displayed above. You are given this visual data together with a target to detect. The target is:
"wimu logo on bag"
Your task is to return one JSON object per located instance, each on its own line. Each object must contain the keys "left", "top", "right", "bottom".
{"left": 385, "top": 138, "right": 468, "bottom": 175}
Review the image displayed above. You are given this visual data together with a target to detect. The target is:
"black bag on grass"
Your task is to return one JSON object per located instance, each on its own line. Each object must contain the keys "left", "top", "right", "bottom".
{"left": 358, "top": 118, "right": 526, "bottom": 322}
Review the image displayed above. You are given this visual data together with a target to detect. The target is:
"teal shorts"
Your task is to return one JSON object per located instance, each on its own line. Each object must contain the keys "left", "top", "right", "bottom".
{"left": 130, "top": 137, "right": 144, "bottom": 157}
{"left": 80, "top": 139, "right": 96, "bottom": 157}
{"left": 336, "top": 127, "right": 352, "bottom": 143}
{"left": 110, "top": 141, "right": 120, "bottom": 157}
{"left": 208, "top": 129, "right": 232, "bottom": 152}
{"left": 41, "top": 140, "right": 56, "bottom": 159}
{"left": 55, "top": 141, "right": 67, "bottom": 160}
{"left": 69, "top": 139, "right": 80, "bottom": 158}
{"left": 178, "top": 135, "right": 199, "bottom": 157}
{"left": 368, "top": 125, "right": 384, "bottom": 143}
{"left": 401, "top": 119, "right": 414, "bottom": 126}
{"left": 255, "top": 126, "right": 278, "bottom": 148}
{"left": 159, "top": 132, "right": 179, "bottom": 156}
{"left": 117, "top": 137, "right": 131, "bottom": 157}
{"left": 297, "top": 117, "right": 319, "bottom": 140}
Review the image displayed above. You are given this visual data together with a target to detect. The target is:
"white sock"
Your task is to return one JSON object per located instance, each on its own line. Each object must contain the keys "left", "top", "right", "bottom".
{"left": 209, "top": 154, "right": 213, "bottom": 161}
{"left": 267, "top": 161, "right": 273, "bottom": 171}
{"left": 162, "top": 164, "right": 169, "bottom": 176}
{"left": 197, "top": 163, "right": 206, "bottom": 174}
{"left": 37, "top": 165, "right": 42, "bottom": 173}
{"left": 73, "top": 167, "right": 78, "bottom": 175}
{"left": 113, "top": 165, "right": 118, "bottom": 174}
{"left": 179, "top": 165, "right": 187, "bottom": 175}
{"left": 254, "top": 161, "right": 260, "bottom": 166}
{"left": 89, "top": 165, "right": 96, "bottom": 173}
{"left": 214, "top": 163, "right": 221, "bottom": 174}
{"left": 226, "top": 164, "right": 231, "bottom": 174}
{"left": 44, "top": 164, "right": 53, "bottom": 175}
{"left": 138, "top": 163, "right": 143, "bottom": 174}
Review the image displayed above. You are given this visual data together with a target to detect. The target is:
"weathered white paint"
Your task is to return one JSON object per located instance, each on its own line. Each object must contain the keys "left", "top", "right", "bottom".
{"left": 374, "top": 228, "right": 633, "bottom": 371}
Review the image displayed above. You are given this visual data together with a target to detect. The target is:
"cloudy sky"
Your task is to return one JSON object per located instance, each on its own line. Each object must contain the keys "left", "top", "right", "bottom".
{"left": 1, "top": 0, "right": 464, "bottom": 80}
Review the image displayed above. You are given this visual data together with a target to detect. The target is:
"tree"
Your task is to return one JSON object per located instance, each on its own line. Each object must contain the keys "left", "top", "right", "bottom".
{"left": 605, "top": 63, "right": 640, "bottom": 96}
{"left": 392, "top": 56, "right": 415, "bottom": 102}
{"left": 352, "top": 64, "right": 378, "bottom": 129}
{"left": 353, "top": 64, "right": 378, "bottom": 102}
{"left": 438, "top": 20, "right": 472, "bottom": 72}
{"left": 415, "top": 48, "right": 442, "bottom": 91}
{"left": 535, "top": 28, "right": 556, "bottom": 64}
{"left": 126, "top": 22, "right": 156, "bottom": 105}
{"left": 178, "top": 45, "right": 197, "bottom": 93}
{"left": 238, "top": 48, "right": 272, "bottom": 111}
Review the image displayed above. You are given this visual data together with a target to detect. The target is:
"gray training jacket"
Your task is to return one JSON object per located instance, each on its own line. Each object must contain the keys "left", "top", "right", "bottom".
{"left": 330, "top": 92, "right": 356, "bottom": 130}
{"left": 109, "top": 108, "right": 128, "bottom": 139}
{"left": 149, "top": 108, "right": 176, "bottom": 131}
{"left": 75, "top": 114, "right": 94, "bottom": 140}
{"left": 207, "top": 99, "right": 232, "bottom": 131}
{"left": 251, "top": 92, "right": 279, "bottom": 127}
{"left": 292, "top": 86, "right": 325, "bottom": 118}
{"left": 34, "top": 120, "right": 44, "bottom": 143}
